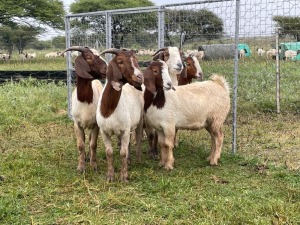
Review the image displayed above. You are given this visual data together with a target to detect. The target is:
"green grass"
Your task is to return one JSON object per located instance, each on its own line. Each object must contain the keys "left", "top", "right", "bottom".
{"left": 0, "top": 54, "right": 300, "bottom": 224}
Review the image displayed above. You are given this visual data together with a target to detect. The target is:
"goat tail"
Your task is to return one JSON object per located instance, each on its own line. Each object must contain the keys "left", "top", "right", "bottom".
{"left": 210, "top": 74, "right": 230, "bottom": 94}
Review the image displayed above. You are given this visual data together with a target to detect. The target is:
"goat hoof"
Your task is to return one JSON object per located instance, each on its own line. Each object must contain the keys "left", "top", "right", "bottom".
{"left": 106, "top": 174, "right": 114, "bottom": 182}
{"left": 209, "top": 159, "right": 219, "bottom": 166}
{"left": 164, "top": 164, "right": 173, "bottom": 171}
{"left": 90, "top": 163, "right": 98, "bottom": 171}
{"left": 121, "top": 177, "right": 129, "bottom": 183}
{"left": 77, "top": 166, "right": 85, "bottom": 173}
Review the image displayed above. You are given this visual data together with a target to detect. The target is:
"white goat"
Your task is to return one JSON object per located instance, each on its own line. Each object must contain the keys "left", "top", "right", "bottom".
{"left": 152, "top": 46, "right": 183, "bottom": 86}
{"left": 284, "top": 50, "right": 297, "bottom": 60}
{"left": 143, "top": 60, "right": 230, "bottom": 170}
{"left": 61, "top": 46, "right": 107, "bottom": 172}
{"left": 96, "top": 48, "right": 144, "bottom": 182}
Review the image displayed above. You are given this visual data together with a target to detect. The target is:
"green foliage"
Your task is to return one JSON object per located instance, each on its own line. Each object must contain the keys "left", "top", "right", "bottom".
{"left": 165, "top": 9, "right": 224, "bottom": 47}
{"left": 0, "top": 0, "right": 65, "bottom": 29}
{"left": 70, "top": 0, "right": 154, "bottom": 12}
{"left": 69, "top": 0, "right": 155, "bottom": 48}
{"left": 0, "top": 0, "right": 65, "bottom": 52}
{"left": 0, "top": 79, "right": 68, "bottom": 131}
{"left": 273, "top": 16, "right": 300, "bottom": 41}
{"left": 0, "top": 25, "right": 40, "bottom": 54}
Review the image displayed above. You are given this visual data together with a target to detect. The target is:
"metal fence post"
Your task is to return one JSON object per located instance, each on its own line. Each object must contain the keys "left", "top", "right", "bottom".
{"left": 232, "top": 0, "right": 240, "bottom": 154}
{"left": 158, "top": 6, "right": 165, "bottom": 48}
{"left": 105, "top": 11, "right": 112, "bottom": 62}
{"left": 275, "top": 27, "right": 281, "bottom": 114}
{"left": 64, "top": 15, "right": 73, "bottom": 119}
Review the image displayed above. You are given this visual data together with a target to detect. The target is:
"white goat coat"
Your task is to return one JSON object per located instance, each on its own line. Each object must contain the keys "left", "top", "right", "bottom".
{"left": 71, "top": 80, "right": 103, "bottom": 129}
{"left": 96, "top": 83, "right": 144, "bottom": 136}
{"left": 145, "top": 78, "right": 230, "bottom": 132}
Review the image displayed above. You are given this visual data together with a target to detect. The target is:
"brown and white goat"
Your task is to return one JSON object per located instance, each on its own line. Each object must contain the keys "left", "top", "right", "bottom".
{"left": 147, "top": 54, "right": 204, "bottom": 158}
{"left": 178, "top": 54, "right": 203, "bottom": 85}
{"left": 143, "top": 60, "right": 230, "bottom": 170}
{"left": 61, "top": 46, "right": 107, "bottom": 172}
{"left": 152, "top": 46, "right": 183, "bottom": 86}
{"left": 96, "top": 48, "right": 144, "bottom": 182}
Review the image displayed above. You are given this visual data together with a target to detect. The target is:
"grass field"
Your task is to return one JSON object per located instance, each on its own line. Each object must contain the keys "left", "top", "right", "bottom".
{"left": 0, "top": 53, "right": 299, "bottom": 224}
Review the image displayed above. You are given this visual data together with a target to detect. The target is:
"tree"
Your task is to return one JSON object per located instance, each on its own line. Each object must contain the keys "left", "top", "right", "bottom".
{"left": 273, "top": 16, "right": 300, "bottom": 41}
{"left": 0, "top": 0, "right": 65, "bottom": 52}
{"left": 0, "top": 0, "right": 65, "bottom": 29}
{"left": 164, "top": 9, "right": 224, "bottom": 48}
{"left": 70, "top": 0, "right": 155, "bottom": 48}
{"left": 0, "top": 25, "right": 40, "bottom": 54}
{"left": 70, "top": 0, "right": 154, "bottom": 13}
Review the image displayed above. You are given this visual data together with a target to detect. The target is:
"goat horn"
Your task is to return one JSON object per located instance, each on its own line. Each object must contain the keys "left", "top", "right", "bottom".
{"left": 152, "top": 47, "right": 168, "bottom": 56}
{"left": 100, "top": 48, "right": 120, "bottom": 55}
{"left": 60, "top": 46, "right": 88, "bottom": 56}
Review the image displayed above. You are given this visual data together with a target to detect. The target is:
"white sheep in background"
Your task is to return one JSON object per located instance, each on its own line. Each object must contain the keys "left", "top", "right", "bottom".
{"left": 96, "top": 48, "right": 144, "bottom": 182}
{"left": 61, "top": 46, "right": 107, "bottom": 172}
{"left": 152, "top": 46, "right": 183, "bottom": 86}
{"left": 45, "top": 52, "right": 61, "bottom": 58}
{"left": 266, "top": 48, "right": 276, "bottom": 60}
{"left": 0, "top": 53, "right": 11, "bottom": 61}
{"left": 19, "top": 53, "right": 27, "bottom": 61}
{"left": 239, "top": 49, "right": 246, "bottom": 61}
{"left": 257, "top": 48, "right": 265, "bottom": 56}
{"left": 284, "top": 50, "right": 297, "bottom": 60}
{"left": 20, "top": 52, "right": 37, "bottom": 60}
{"left": 143, "top": 60, "right": 230, "bottom": 170}
{"left": 27, "top": 53, "right": 36, "bottom": 59}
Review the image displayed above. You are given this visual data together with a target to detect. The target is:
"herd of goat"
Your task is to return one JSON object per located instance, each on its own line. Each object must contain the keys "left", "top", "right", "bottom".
{"left": 61, "top": 46, "right": 230, "bottom": 182}
{"left": 2, "top": 45, "right": 297, "bottom": 62}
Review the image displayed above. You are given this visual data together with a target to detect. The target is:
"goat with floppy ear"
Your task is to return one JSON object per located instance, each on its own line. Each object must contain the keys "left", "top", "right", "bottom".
{"left": 100, "top": 48, "right": 143, "bottom": 91}
{"left": 143, "top": 60, "right": 230, "bottom": 170}
{"left": 96, "top": 48, "right": 144, "bottom": 182}
{"left": 151, "top": 46, "right": 183, "bottom": 86}
{"left": 61, "top": 46, "right": 107, "bottom": 172}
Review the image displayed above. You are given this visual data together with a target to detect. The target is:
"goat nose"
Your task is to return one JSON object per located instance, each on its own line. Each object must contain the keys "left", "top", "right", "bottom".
{"left": 137, "top": 74, "right": 144, "bottom": 82}
{"left": 167, "top": 81, "right": 173, "bottom": 89}
{"left": 198, "top": 72, "right": 203, "bottom": 80}
{"left": 177, "top": 62, "right": 183, "bottom": 69}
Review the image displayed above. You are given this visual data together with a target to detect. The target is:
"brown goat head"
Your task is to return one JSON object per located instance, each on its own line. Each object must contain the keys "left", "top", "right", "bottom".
{"left": 144, "top": 60, "right": 174, "bottom": 94}
{"left": 101, "top": 48, "right": 143, "bottom": 91}
{"left": 61, "top": 46, "right": 107, "bottom": 80}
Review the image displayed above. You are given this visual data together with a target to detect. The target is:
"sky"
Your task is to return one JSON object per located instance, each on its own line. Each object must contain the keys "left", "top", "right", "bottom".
{"left": 62, "top": 0, "right": 193, "bottom": 11}
{"left": 40, "top": 0, "right": 299, "bottom": 40}
{"left": 39, "top": 0, "right": 197, "bottom": 39}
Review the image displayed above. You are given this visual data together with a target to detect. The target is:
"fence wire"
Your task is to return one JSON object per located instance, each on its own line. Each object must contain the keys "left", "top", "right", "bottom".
{"left": 61, "top": 0, "right": 300, "bottom": 160}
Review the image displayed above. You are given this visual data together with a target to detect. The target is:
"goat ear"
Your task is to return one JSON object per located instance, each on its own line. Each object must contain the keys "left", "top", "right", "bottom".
{"left": 152, "top": 52, "right": 164, "bottom": 61}
{"left": 107, "top": 60, "right": 123, "bottom": 91}
{"left": 75, "top": 55, "right": 93, "bottom": 79}
{"left": 143, "top": 69, "right": 156, "bottom": 93}
{"left": 179, "top": 66, "right": 187, "bottom": 79}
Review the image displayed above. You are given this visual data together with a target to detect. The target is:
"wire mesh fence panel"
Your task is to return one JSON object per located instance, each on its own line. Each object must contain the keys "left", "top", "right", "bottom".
{"left": 62, "top": 0, "right": 300, "bottom": 164}
{"left": 1, "top": 0, "right": 298, "bottom": 164}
